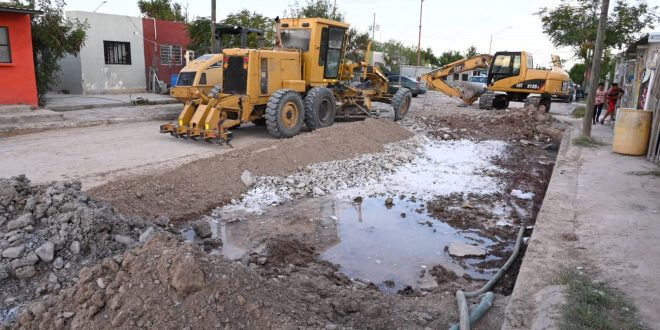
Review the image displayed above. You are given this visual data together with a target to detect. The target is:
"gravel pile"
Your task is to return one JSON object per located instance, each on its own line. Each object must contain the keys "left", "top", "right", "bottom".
{"left": 218, "top": 136, "right": 425, "bottom": 214}
{"left": 0, "top": 175, "right": 156, "bottom": 326}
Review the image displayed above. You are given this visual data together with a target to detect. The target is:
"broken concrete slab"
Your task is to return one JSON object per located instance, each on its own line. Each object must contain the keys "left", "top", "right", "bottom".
{"left": 448, "top": 241, "right": 486, "bottom": 257}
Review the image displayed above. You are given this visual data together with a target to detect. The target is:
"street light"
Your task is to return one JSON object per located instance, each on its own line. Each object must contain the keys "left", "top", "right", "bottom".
{"left": 488, "top": 26, "right": 512, "bottom": 54}
{"left": 93, "top": 1, "right": 108, "bottom": 13}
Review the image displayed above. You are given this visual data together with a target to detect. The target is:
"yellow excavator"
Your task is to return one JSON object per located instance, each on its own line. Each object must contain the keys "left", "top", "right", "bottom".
{"left": 422, "top": 51, "right": 570, "bottom": 112}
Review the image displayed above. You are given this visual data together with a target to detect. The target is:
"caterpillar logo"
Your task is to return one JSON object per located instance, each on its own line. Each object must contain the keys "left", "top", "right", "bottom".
{"left": 452, "top": 64, "right": 465, "bottom": 73}
{"left": 512, "top": 79, "right": 546, "bottom": 90}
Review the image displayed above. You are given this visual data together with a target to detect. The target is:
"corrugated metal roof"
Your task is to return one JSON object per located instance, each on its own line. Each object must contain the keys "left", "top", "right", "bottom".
{"left": 0, "top": 4, "right": 43, "bottom": 15}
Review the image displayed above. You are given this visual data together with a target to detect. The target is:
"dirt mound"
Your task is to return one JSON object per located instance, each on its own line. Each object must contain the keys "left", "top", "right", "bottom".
{"left": 0, "top": 176, "right": 152, "bottom": 326}
{"left": 16, "top": 234, "right": 508, "bottom": 329}
{"left": 405, "top": 104, "right": 565, "bottom": 142}
{"left": 89, "top": 118, "right": 413, "bottom": 222}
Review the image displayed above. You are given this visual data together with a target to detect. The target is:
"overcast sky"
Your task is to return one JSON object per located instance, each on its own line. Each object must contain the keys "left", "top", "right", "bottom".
{"left": 64, "top": 0, "right": 660, "bottom": 68}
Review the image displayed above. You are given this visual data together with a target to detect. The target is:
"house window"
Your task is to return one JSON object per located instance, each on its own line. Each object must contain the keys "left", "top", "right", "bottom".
{"left": 0, "top": 27, "right": 11, "bottom": 63}
{"left": 160, "top": 44, "right": 182, "bottom": 66}
{"left": 104, "top": 41, "right": 131, "bottom": 65}
{"left": 462, "top": 73, "right": 469, "bottom": 81}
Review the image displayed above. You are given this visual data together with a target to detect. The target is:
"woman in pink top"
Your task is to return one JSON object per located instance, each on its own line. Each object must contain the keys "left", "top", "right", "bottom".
{"left": 593, "top": 83, "right": 606, "bottom": 124}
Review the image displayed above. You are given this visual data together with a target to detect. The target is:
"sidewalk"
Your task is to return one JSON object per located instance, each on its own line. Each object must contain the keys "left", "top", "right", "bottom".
{"left": 44, "top": 93, "right": 179, "bottom": 111}
{"left": 503, "top": 119, "right": 660, "bottom": 329}
{"left": 0, "top": 103, "right": 181, "bottom": 136}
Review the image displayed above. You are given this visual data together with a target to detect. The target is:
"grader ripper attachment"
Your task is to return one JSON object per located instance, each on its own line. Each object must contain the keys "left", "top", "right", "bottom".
{"left": 160, "top": 17, "right": 412, "bottom": 144}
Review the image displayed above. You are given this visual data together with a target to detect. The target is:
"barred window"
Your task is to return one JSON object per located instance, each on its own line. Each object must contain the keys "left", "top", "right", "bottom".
{"left": 104, "top": 41, "right": 131, "bottom": 65}
{"left": 0, "top": 27, "right": 11, "bottom": 63}
{"left": 160, "top": 44, "right": 182, "bottom": 66}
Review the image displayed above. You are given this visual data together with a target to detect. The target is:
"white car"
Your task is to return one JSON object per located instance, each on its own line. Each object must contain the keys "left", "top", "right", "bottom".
{"left": 468, "top": 75, "right": 487, "bottom": 91}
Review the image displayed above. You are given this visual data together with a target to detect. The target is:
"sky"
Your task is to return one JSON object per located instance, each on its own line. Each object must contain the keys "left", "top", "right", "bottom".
{"left": 65, "top": 0, "right": 660, "bottom": 68}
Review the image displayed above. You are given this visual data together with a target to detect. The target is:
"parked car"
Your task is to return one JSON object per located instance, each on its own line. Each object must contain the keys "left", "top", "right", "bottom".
{"left": 387, "top": 75, "right": 426, "bottom": 97}
{"left": 468, "top": 75, "right": 487, "bottom": 91}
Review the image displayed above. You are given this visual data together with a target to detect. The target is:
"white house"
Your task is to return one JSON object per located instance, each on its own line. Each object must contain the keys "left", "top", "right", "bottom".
{"left": 54, "top": 11, "right": 146, "bottom": 94}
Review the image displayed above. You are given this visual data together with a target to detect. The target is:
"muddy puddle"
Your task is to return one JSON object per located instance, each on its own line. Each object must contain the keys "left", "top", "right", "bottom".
{"left": 184, "top": 193, "right": 509, "bottom": 293}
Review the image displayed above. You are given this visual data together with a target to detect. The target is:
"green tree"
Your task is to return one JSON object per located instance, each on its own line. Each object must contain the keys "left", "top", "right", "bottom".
{"left": 372, "top": 40, "right": 416, "bottom": 73}
{"left": 287, "top": 0, "right": 343, "bottom": 21}
{"left": 537, "top": 0, "right": 659, "bottom": 63}
{"left": 345, "top": 28, "right": 370, "bottom": 63}
{"left": 420, "top": 47, "right": 440, "bottom": 67}
{"left": 438, "top": 50, "right": 463, "bottom": 66}
{"left": 187, "top": 17, "right": 212, "bottom": 54}
{"left": 569, "top": 62, "right": 586, "bottom": 85}
{"left": 137, "top": 0, "right": 185, "bottom": 21}
{"left": 16, "top": 0, "right": 87, "bottom": 104}
{"left": 464, "top": 45, "right": 477, "bottom": 58}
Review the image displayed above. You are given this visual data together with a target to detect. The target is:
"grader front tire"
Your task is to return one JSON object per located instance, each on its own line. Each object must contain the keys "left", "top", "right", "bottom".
{"left": 304, "top": 87, "right": 336, "bottom": 130}
{"left": 392, "top": 88, "right": 412, "bottom": 121}
{"left": 265, "top": 90, "right": 305, "bottom": 138}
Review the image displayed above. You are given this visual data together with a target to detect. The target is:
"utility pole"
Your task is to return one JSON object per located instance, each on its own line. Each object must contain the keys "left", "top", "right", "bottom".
{"left": 211, "top": 0, "right": 217, "bottom": 53}
{"left": 372, "top": 13, "right": 376, "bottom": 40}
{"left": 416, "top": 0, "right": 423, "bottom": 67}
{"left": 582, "top": 0, "right": 609, "bottom": 138}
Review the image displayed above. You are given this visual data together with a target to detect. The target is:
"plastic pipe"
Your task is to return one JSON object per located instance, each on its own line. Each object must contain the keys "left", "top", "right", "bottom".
{"left": 456, "top": 290, "right": 470, "bottom": 330}
{"left": 449, "top": 292, "right": 495, "bottom": 330}
{"left": 452, "top": 225, "right": 526, "bottom": 330}
{"left": 465, "top": 225, "right": 525, "bottom": 298}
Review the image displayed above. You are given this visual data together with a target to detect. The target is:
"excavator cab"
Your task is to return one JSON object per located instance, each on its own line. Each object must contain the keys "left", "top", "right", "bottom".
{"left": 487, "top": 52, "right": 532, "bottom": 84}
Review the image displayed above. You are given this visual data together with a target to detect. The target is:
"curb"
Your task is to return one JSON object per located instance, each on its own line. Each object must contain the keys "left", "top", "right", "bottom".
{"left": 501, "top": 127, "right": 582, "bottom": 329}
{"left": 46, "top": 99, "right": 180, "bottom": 112}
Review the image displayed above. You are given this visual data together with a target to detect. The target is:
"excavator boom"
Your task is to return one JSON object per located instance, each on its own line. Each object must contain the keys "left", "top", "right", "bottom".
{"left": 422, "top": 54, "right": 493, "bottom": 105}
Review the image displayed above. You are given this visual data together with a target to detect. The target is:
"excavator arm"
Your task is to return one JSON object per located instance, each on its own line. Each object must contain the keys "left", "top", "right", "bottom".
{"left": 421, "top": 54, "right": 493, "bottom": 105}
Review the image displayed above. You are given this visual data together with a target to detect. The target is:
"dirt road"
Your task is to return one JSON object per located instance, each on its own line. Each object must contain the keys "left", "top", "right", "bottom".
{"left": 0, "top": 121, "right": 272, "bottom": 189}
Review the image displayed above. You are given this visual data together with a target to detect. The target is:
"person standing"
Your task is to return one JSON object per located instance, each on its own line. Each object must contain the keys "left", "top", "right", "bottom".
{"left": 593, "top": 82, "right": 606, "bottom": 124}
{"left": 601, "top": 83, "right": 624, "bottom": 124}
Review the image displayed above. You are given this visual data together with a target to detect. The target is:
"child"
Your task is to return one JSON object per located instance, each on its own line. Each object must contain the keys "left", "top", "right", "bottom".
{"left": 601, "top": 83, "right": 624, "bottom": 124}
{"left": 593, "top": 83, "right": 606, "bottom": 125}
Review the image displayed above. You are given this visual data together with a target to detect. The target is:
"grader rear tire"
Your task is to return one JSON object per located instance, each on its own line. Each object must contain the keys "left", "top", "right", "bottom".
{"left": 265, "top": 90, "right": 304, "bottom": 138}
{"left": 392, "top": 88, "right": 412, "bottom": 121}
{"left": 304, "top": 87, "right": 336, "bottom": 130}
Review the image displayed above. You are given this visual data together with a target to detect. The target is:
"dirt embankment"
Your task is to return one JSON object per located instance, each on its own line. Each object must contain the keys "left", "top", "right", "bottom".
{"left": 89, "top": 119, "right": 412, "bottom": 222}
{"left": 14, "top": 234, "right": 507, "bottom": 330}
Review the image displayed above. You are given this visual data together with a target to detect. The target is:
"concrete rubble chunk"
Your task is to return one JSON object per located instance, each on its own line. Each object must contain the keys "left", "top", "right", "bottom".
{"left": 139, "top": 227, "right": 155, "bottom": 243}
{"left": 52, "top": 257, "right": 64, "bottom": 270}
{"left": 6, "top": 213, "right": 33, "bottom": 231}
{"left": 2, "top": 245, "right": 25, "bottom": 259}
{"left": 15, "top": 266, "right": 37, "bottom": 279}
{"left": 313, "top": 187, "right": 325, "bottom": 196}
{"left": 70, "top": 241, "right": 81, "bottom": 255}
{"left": 114, "top": 235, "right": 135, "bottom": 245}
{"left": 448, "top": 241, "right": 486, "bottom": 257}
{"left": 35, "top": 241, "right": 55, "bottom": 262}
{"left": 241, "top": 170, "right": 256, "bottom": 187}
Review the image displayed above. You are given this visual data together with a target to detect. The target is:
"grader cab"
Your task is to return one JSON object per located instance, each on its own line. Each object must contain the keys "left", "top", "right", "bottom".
{"left": 160, "top": 17, "right": 411, "bottom": 144}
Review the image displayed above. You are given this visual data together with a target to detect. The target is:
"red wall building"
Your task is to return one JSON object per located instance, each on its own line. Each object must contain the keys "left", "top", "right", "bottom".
{"left": 0, "top": 6, "right": 40, "bottom": 108}
{"left": 142, "top": 18, "right": 191, "bottom": 87}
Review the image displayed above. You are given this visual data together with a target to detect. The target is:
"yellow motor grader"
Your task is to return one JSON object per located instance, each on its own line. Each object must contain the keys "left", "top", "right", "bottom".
{"left": 160, "top": 17, "right": 411, "bottom": 143}
{"left": 422, "top": 51, "right": 570, "bottom": 112}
